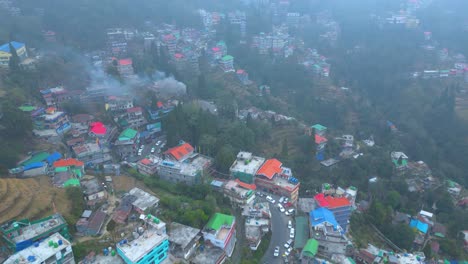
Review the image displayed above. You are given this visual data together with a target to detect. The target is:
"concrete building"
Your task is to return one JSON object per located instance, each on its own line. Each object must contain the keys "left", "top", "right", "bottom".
{"left": 114, "top": 128, "right": 139, "bottom": 158}
{"left": 230, "top": 151, "right": 265, "bottom": 184}
{"left": 157, "top": 160, "right": 202, "bottom": 185}
{"left": 81, "top": 178, "right": 107, "bottom": 207}
{"left": 4, "top": 233, "right": 75, "bottom": 264}
{"left": 137, "top": 156, "right": 160, "bottom": 176}
{"left": 117, "top": 59, "right": 135, "bottom": 78}
{"left": 245, "top": 218, "right": 269, "bottom": 250}
{"left": 0, "top": 41, "right": 28, "bottom": 67}
{"left": 1, "top": 214, "right": 70, "bottom": 252}
{"left": 163, "top": 142, "right": 195, "bottom": 162}
{"left": 255, "top": 158, "right": 300, "bottom": 203}
{"left": 106, "top": 95, "right": 134, "bottom": 113}
{"left": 314, "top": 193, "right": 352, "bottom": 231}
{"left": 122, "top": 107, "right": 147, "bottom": 128}
{"left": 168, "top": 222, "right": 201, "bottom": 260}
{"left": 391, "top": 151, "right": 409, "bottom": 170}
{"left": 191, "top": 245, "right": 226, "bottom": 264}
{"left": 128, "top": 187, "right": 160, "bottom": 214}
{"left": 116, "top": 215, "right": 169, "bottom": 264}
{"left": 220, "top": 55, "right": 235, "bottom": 73}
{"left": 202, "top": 213, "right": 237, "bottom": 257}
{"left": 76, "top": 210, "right": 107, "bottom": 236}
{"left": 107, "top": 28, "right": 128, "bottom": 57}
{"left": 222, "top": 180, "right": 256, "bottom": 205}
{"left": 309, "top": 208, "right": 349, "bottom": 257}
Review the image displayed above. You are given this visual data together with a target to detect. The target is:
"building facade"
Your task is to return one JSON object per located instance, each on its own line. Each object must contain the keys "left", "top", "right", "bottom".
{"left": 202, "top": 213, "right": 237, "bottom": 257}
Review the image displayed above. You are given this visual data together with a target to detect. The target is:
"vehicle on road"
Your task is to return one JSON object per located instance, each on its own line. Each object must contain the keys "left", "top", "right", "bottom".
{"left": 284, "top": 247, "right": 292, "bottom": 256}
{"left": 288, "top": 220, "right": 292, "bottom": 229}
{"left": 151, "top": 147, "right": 155, "bottom": 153}
{"left": 274, "top": 246, "right": 280, "bottom": 257}
{"left": 289, "top": 228, "right": 295, "bottom": 239}
{"left": 283, "top": 197, "right": 289, "bottom": 204}
{"left": 279, "top": 197, "right": 285, "bottom": 203}
{"left": 266, "top": 196, "right": 275, "bottom": 203}
{"left": 279, "top": 205, "right": 285, "bottom": 213}
{"left": 156, "top": 140, "right": 162, "bottom": 146}
{"left": 284, "top": 239, "right": 293, "bottom": 249}
{"left": 285, "top": 208, "right": 295, "bottom": 216}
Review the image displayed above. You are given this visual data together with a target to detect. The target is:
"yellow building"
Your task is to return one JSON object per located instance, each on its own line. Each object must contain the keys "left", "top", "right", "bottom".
{"left": 0, "top": 41, "right": 28, "bottom": 67}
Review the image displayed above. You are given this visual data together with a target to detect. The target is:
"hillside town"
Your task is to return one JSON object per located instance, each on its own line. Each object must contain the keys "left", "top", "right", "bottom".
{"left": 0, "top": 0, "right": 468, "bottom": 264}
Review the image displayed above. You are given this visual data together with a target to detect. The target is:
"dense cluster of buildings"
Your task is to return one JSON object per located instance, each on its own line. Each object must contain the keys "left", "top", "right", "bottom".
{"left": 0, "top": 41, "right": 29, "bottom": 67}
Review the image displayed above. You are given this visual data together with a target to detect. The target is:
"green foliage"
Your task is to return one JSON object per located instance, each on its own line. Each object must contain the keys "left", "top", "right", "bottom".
{"left": 215, "top": 145, "right": 236, "bottom": 174}
{"left": 66, "top": 187, "right": 85, "bottom": 223}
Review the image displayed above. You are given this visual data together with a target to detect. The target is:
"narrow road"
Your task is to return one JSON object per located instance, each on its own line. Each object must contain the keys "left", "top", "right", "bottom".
{"left": 261, "top": 195, "right": 291, "bottom": 264}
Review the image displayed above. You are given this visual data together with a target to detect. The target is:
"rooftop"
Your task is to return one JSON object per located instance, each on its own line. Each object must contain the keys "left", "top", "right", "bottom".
{"left": 222, "top": 55, "right": 234, "bottom": 61}
{"left": 302, "top": 239, "right": 319, "bottom": 258}
{"left": 6, "top": 214, "right": 67, "bottom": 243}
{"left": 314, "top": 193, "right": 351, "bottom": 208}
{"left": 311, "top": 124, "right": 327, "bottom": 131}
{"left": 53, "top": 158, "right": 84, "bottom": 168}
{"left": 118, "top": 128, "right": 138, "bottom": 141}
{"left": 117, "top": 229, "right": 168, "bottom": 263}
{"left": 164, "top": 142, "right": 194, "bottom": 161}
{"left": 310, "top": 207, "right": 339, "bottom": 230}
{"left": 192, "top": 246, "right": 225, "bottom": 264}
{"left": 4, "top": 233, "right": 71, "bottom": 264}
{"left": 205, "top": 213, "right": 234, "bottom": 232}
{"left": 168, "top": 222, "right": 201, "bottom": 249}
{"left": 128, "top": 188, "right": 159, "bottom": 211}
{"left": 295, "top": 216, "right": 309, "bottom": 249}
{"left": 0, "top": 41, "right": 25, "bottom": 53}
{"left": 90, "top": 122, "right": 107, "bottom": 135}
{"left": 158, "top": 160, "right": 199, "bottom": 177}
{"left": 256, "top": 158, "right": 282, "bottom": 179}
{"left": 118, "top": 58, "right": 132, "bottom": 66}
{"left": 230, "top": 152, "right": 265, "bottom": 176}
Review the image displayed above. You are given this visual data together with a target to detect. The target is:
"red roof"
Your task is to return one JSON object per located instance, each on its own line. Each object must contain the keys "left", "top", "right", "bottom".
{"left": 164, "top": 142, "right": 194, "bottom": 161}
{"left": 315, "top": 134, "right": 328, "bottom": 144}
{"left": 46, "top": 107, "right": 56, "bottom": 113}
{"left": 140, "top": 158, "right": 151, "bottom": 165}
{"left": 314, "top": 193, "right": 351, "bottom": 208}
{"left": 119, "top": 58, "right": 132, "bottom": 66}
{"left": 90, "top": 122, "right": 107, "bottom": 135}
{"left": 53, "top": 158, "right": 84, "bottom": 168}
{"left": 174, "top": 53, "right": 184, "bottom": 59}
{"left": 156, "top": 101, "right": 163, "bottom": 108}
{"left": 127, "top": 107, "right": 142, "bottom": 113}
{"left": 235, "top": 179, "right": 257, "bottom": 190}
{"left": 256, "top": 159, "right": 282, "bottom": 179}
{"left": 212, "top": 47, "right": 220, "bottom": 52}
{"left": 236, "top": 69, "right": 245, "bottom": 74}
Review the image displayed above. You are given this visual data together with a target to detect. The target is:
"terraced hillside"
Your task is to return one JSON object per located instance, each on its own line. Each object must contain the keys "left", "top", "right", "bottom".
{"left": 0, "top": 176, "right": 72, "bottom": 224}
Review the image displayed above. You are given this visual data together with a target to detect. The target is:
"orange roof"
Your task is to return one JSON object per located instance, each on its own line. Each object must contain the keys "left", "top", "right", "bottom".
{"left": 164, "top": 142, "right": 194, "bottom": 161}
{"left": 235, "top": 179, "right": 257, "bottom": 190}
{"left": 315, "top": 134, "right": 328, "bottom": 144}
{"left": 53, "top": 158, "right": 84, "bottom": 167}
{"left": 256, "top": 159, "right": 282, "bottom": 179}
{"left": 325, "top": 196, "right": 351, "bottom": 208}
{"left": 119, "top": 58, "right": 132, "bottom": 66}
{"left": 140, "top": 158, "right": 151, "bottom": 165}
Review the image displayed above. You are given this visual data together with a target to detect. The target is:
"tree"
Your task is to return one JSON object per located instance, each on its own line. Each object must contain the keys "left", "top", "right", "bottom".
{"left": 215, "top": 145, "right": 236, "bottom": 174}
{"left": 281, "top": 139, "right": 289, "bottom": 157}
{"left": 8, "top": 42, "right": 20, "bottom": 72}
{"left": 386, "top": 190, "right": 401, "bottom": 209}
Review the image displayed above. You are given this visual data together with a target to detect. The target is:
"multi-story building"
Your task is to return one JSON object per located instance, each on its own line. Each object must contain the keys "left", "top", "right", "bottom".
{"left": 230, "top": 151, "right": 265, "bottom": 184}
{"left": 173, "top": 53, "right": 187, "bottom": 72}
{"left": 0, "top": 41, "right": 28, "bottom": 67}
{"left": 168, "top": 222, "right": 201, "bottom": 260}
{"left": 123, "top": 107, "right": 147, "bottom": 128}
{"left": 1, "top": 214, "right": 70, "bottom": 252}
{"left": 255, "top": 159, "right": 300, "bottom": 203}
{"left": 40, "top": 86, "right": 75, "bottom": 107}
{"left": 107, "top": 28, "right": 127, "bottom": 57}
{"left": 116, "top": 215, "right": 169, "bottom": 264}
{"left": 72, "top": 142, "right": 111, "bottom": 166}
{"left": 128, "top": 188, "right": 160, "bottom": 214}
{"left": 157, "top": 160, "right": 202, "bottom": 185}
{"left": 106, "top": 95, "right": 134, "bottom": 113}
{"left": 117, "top": 58, "right": 134, "bottom": 78}
{"left": 309, "top": 207, "right": 349, "bottom": 257}
{"left": 220, "top": 55, "right": 235, "bottom": 73}
{"left": 137, "top": 156, "right": 160, "bottom": 176}
{"left": 163, "top": 142, "right": 195, "bottom": 162}
{"left": 114, "top": 128, "right": 139, "bottom": 158}
{"left": 35, "top": 108, "right": 71, "bottom": 135}
{"left": 391, "top": 151, "right": 409, "bottom": 170}
{"left": 236, "top": 69, "right": 251, "bottom": 85}
{"left": 314, "top": 193, "right": 352, "bottom": 231}
{"left": 202, "top": 213, "right": 237, "bottom": 257}
{"left": 3, "top": 232, "right": 75, "bottom": 264}
{"left": 162, "top": 34, "right": 177, "bottom": 55}
{"left": 222, "top": 179, "right": 256, "bottom": 205}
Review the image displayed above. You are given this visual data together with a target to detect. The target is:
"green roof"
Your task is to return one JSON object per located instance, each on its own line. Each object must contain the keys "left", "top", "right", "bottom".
{"left": 294, "top": 216, "right": 309, "bottom": 249}
{"left": 302, "top": 239, "right": 318, "bottom": 258}
{"left": 55, "top": 167, "right": 69, "bottom": 173}
{"left": 206, "top": 213, "right": 234, "bottom": 231}
{"left": 222, "top": 55, "right": 233, "bottom": 61}
{"left": 311, "top": 124, "right": 327, "bottom": 131}
{"left": 73, "top": 168, "right": 82, "bottom": 178}
{"left": 20, "top": 152, "right": 49, "bottom": 166}
{"left": 348, "top": 257, "right": 356, "bottom": 264}
{"left": 118, "top": 128, "right": 138, "bottom": 141}
{"left": 447, "top": 180, "right": 457, "bottom": 188}
{"left": 63, "top": 178, "right": 80, "bottom": 187}
{"left": 18, "top": 106, "right": 36, "bottom": 112}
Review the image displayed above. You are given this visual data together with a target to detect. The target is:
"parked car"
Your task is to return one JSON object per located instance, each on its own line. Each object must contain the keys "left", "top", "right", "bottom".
{"left": 266, "top": 196, "right": 275, "bottom": 203}
{"left": 151, "top": 147, "right": 155, "bottom": 153}
{"left": 288, "top": 220, "right": 292, "bottom": 229}
{"left": 284, "top": 247, "right": 292, "bottom": 256}
{"left": 274, "top": 246, "right": 280, "bottom": 257}
{"left": 289, "top": 228, "right": 295, "bottom": 239}
{"left": 284, "top": 239, "right": 293, "bottom": 248}
{"left": 285, "top": 208, "right": 295, "bottom": 216}
{"left": 283, "top": 197, "right": 289, "bottom": 204}
{"left": 279, "top": 197, "right": 285, "bottom": 203}
{"left": 156, "top": 140, "right": 162, "bottom": 146}
{"left": 279, "top": 205, "right": 285, "bottom": 213}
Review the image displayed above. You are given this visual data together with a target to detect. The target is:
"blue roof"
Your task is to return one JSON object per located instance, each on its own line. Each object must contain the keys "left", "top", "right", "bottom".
{"left": 0, "top": 41, "right": 25, "bottom": 53}
{"left": 410, "top": 219, "right": 429, "bottom": 234}
{"left": 23, "top": 162, "right": 45, "bottom": 171}
{"left": 310, "top": 207, "right": 339, "bottom": 230}
{"left": 46, "top": 152, "right": 62, "bottom": 165}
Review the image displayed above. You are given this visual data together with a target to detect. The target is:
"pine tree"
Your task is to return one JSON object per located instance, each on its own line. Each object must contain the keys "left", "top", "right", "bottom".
{"left": 8, "top": 43, "right": 21, "bottom": 72}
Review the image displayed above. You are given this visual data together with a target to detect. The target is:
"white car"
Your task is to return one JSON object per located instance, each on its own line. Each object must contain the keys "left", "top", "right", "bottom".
{"left": 274, "top": 246, "right": 280, "bottom": 257}
{"left": 285, "top": 208, "right": 295, "bottom": 216}
{"left": 151, "top": 147, "right": 155, "bottom": 153}
{"left": 156, "top": 140, "right": 162, "bottom": 146}
{"left": 284, "top": 247, "right": 292, "bottom": 256}
{"left": 279, "top": 197, "right": 285, "bottom": 203}
{"left": 283, "top": 197, "right": 289, "bottom": 204}
{"left": 266, "top": 196, "right": 275, "bottom": 203}
{"left": 288, "top": 220, "right": 292, "bottom": 229}
{"left": 284, "top": 239, "right": 293, "bottom": 249}
{"left": 289, "top": 228, "right": 295, "bottom": 239}
{"left": 279, "top": 205, "right": 285, "bottom": 213}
